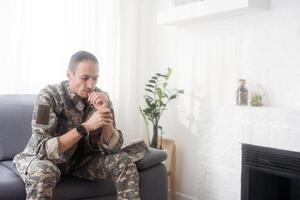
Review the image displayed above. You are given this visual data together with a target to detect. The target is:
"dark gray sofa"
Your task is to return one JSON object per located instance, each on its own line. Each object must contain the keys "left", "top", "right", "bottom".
{"left": 0, "top": 94, "right": 168, "bottom": 200}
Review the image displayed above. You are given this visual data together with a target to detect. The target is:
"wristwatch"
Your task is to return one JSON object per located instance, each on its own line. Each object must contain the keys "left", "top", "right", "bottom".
{"left": 76, "top": 125, "right": 88, "bottom": 137}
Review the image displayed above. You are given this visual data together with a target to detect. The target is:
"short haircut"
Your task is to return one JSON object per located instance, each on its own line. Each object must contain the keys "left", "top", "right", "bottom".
{"left": 68, "top": 50, "right": 99, "bottom": 72}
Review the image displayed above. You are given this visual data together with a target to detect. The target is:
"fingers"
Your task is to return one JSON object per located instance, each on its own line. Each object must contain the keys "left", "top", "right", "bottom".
{"left": 88, "top": 92, "right": 108, "bottom": 108}
{"left": 93, "top": 111, "right": 113, "bottom": 122}
{"left": 94, "top": 112, "right": 112, "bottom": 120}
{"left": 85, "top": 113, "right": 113, "bottom": 131}
{"left": 97, "top": 116, "right": 113, "bottom": 128}
{"left": 99, "top": 107, "right": 111, "bottom": 114}
{"left": 103, "top": 117, "right": 113, "bottom": 124}
{"left": 102, "top": 112, "right": 113, "bottom": 119}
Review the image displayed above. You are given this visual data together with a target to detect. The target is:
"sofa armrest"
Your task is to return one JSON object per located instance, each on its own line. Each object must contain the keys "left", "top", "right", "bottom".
{"left": 136, "top": 148, "right": 167, "bottom": 170}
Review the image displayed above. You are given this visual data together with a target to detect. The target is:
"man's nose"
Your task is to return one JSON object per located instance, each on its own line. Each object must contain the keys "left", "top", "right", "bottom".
{"left": 87, "top": 78, "right": 96, "bottom": 88}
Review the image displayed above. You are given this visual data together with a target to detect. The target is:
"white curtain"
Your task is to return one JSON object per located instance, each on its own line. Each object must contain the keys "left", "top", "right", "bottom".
{"left": 0, "top": 0, "right": 119, "bottom": 102}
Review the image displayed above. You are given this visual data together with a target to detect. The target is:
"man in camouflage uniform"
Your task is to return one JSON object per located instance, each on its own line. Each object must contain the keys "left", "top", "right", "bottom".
{"left": 13, "top": 51, "right": 147, "bottom": 200}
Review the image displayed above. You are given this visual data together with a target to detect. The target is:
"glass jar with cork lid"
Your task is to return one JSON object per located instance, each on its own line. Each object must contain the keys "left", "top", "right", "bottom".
{"left": 236, "top": 79, "right": 248, "bottom": 105}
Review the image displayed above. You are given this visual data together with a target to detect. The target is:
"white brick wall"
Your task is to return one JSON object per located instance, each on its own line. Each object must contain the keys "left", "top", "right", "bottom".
{"left": 194, "top": 105, "right": 300, "bottom": 199}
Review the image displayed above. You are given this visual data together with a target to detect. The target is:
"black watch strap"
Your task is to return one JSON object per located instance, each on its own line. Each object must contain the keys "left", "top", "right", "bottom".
{"left": 76, "top": 125, "right": 88, "bottom": 137}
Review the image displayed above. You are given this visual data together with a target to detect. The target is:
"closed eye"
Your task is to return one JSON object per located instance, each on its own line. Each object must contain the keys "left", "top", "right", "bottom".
{"left": 80, "top": 75, "right": 98, "bottom": 82}
{"left": 81, "top": 76, "right": 89, "bottom": 81}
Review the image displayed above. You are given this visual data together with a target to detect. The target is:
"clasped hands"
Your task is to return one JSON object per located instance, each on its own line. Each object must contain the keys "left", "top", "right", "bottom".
{"left": 82, "top": 92, "right": 113, "bottom": 133}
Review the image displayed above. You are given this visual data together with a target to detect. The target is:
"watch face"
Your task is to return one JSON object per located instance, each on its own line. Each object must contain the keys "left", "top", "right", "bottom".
{"left": 77, "top": 125, "right": 87, "bottom": 136}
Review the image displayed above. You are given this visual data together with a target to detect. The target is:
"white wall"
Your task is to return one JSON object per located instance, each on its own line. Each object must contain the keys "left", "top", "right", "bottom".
{"left": 115, "top": 0, "right": 141, "bottom": 144}
{"left": 135, "top": 0, "right": 300, "bottom": 199}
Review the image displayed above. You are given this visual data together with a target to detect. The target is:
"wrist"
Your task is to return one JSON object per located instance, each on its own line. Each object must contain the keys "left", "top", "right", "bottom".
{"left": 82, "top": 123, "right": 91, "bottom": 132}
{"left": 103, "top": 125, "right": 114, "bottom": 136}
{"left": 103, "top": 124, "right": 112, "bottom": 129}
{"left": 102, "top": 130, "right": 113, "bottom": 144}
{"left": 76, "top": 124, "right": 88, "bottom": 137}
{"left": 103, "top": 125, "right": 113, "bottom": 133}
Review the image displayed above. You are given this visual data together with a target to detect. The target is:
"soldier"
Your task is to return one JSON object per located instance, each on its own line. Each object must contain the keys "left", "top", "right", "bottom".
{"left": 13, "top": 51, "right": 147, "bottom": 200}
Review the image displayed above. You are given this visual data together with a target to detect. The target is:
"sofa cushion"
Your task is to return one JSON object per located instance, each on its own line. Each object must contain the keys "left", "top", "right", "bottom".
{"left": 53, "top": 175, "right": 116, "bottom": 199}
{"left": 0, "top": 95, "right": 36, "bottom": 160}
{"left": 0, "top": 161, "right": 116, "bottom": 200}
{"left": 0, "top": 163, "right": 26, "bottom": 199}
{"left": 136, "top": 148, "right": 167, "bottom": 170}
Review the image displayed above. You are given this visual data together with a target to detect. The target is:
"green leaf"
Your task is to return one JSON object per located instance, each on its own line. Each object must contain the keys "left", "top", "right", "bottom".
{"left": 153, "top": 112, "right": 160, "bottom": 118}
{"left": 144, "top": 108, "right": 155, "bottom": 115}
{"left": 149, "top": 80, "right": 156, "bottom": 84}
{"left": 157, "top": 88, "right": 163, "bottom": 98}
{"left": 145, "top": 88, "right": 153, "bottom": 93}
{"left": 159, "top": 100, "right": 166, "bottom": 107}
{"left": 145, "top": 98, "right": 152, "bottom": 106}
{"left": 145, "top": 98, "right": 156, "bottom": 109}
{"left": 146, "top": 84, "right": 154, "bottom": 88}
{"left": 166, "top": 67, "right": 172, "bottom": 79}
{"left": 169, "top": 94, "right": 177, "bottom": 100}
{"left": 142, "top": 108, "right": 148, "bottom": 114}
{"left": 177, "top": 89, "right": 184, "bottom": 94}
{"left": 145, "top": 95, "right": 154, "bottom": 101}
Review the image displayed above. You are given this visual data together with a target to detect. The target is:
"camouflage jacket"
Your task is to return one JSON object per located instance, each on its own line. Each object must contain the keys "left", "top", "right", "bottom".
{"left": 13, "top": 80, "right": 127, "bottom": 175}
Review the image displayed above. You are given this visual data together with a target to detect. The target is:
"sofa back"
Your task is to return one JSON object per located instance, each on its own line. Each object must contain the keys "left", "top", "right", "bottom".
{"left": 0, "top": 95, "right": 36, "bottom": 161}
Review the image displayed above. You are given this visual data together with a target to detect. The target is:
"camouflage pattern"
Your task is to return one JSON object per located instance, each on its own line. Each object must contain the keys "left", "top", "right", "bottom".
{"left": 23, "top": 159, "right": 61, "bottom": 200}
{"left": 13, "top": 80, "right": 148, "bottom": 200}
{"left": 72, "top": 152, "right": 141, "bottom": 200}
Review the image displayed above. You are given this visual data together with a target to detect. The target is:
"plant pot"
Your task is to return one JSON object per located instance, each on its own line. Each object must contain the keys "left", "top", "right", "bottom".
{"left": 150, "top": 124, "right": 158, "bottom": 148}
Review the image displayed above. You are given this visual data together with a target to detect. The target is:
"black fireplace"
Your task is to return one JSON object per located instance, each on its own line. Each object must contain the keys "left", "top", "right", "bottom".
{"left": 241, "top": 144, "right": 300, "bottom": 200}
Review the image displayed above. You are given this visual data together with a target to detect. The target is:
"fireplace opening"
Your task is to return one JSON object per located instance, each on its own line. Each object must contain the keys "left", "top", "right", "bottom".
{"left": 241, "top": 144, "right": 300, "bottom": 200}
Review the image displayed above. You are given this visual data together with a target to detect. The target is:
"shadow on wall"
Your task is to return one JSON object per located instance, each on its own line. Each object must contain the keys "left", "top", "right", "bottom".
{"left": 163, "top": 91, "right": 204, "bottom": 198}
{"left": 167, "top": 107, "right": 201, "bottom": 199}
{"left": 177, "top": 83, "right": 205, "bottom": 137}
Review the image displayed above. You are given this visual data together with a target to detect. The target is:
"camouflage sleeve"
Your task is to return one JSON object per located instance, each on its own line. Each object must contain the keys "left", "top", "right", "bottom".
{"left": 29, "top": 87, "right": 59, "bottom": 160}
{"left": 100, "top": 128, "right": 122, "bottom": 151}
{"left": 45, "top": 137, "right": 61, "bottom": 160}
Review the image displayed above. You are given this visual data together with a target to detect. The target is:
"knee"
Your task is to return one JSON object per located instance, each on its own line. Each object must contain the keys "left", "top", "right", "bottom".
{"left": 109, "top": 152, "right": 135, "bottom": 172}
{"left": 26, "top": 160, "right": 61, "bottom": 186}
{"left": 104, "top": 152, "right": 138, "bottom": 179}
{"left": 117, "top": 152, "right": 134, "bottom": 167}
{"left": 116, "top": 153, "right": 138, "bottom": 176}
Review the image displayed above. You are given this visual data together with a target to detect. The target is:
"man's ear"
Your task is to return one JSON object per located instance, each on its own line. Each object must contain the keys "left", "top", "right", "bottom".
{"left": 67, "top": 70, "right": 72, "bottom": 79}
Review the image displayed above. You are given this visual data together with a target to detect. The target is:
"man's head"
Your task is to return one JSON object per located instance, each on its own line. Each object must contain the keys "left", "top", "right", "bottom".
{"left": 67, "top": 51, "right": 99, "bottom": 99}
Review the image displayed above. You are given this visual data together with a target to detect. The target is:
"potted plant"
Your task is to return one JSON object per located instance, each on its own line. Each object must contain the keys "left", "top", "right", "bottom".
{"left": 139, "top": 68, "right": 184, "bottom": 148}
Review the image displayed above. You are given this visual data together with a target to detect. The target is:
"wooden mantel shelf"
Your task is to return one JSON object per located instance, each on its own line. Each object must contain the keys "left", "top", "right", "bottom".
{"left": 157, "top": 0, "right": 270, "bottom": 26}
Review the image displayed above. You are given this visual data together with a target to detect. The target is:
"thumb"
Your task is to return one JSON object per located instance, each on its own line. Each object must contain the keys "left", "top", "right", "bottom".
{"left": 101, "top": 100, "right": 108, "bottom": 108}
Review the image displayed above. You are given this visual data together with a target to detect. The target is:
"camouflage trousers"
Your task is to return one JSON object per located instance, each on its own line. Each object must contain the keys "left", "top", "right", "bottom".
{"left": 17, "top": 152, "right": 140, "bottom": 200}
